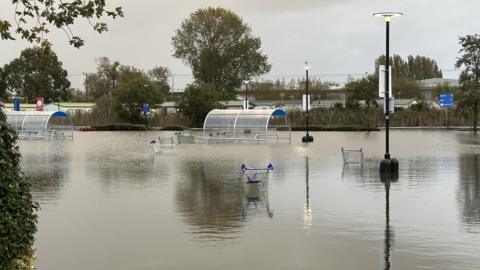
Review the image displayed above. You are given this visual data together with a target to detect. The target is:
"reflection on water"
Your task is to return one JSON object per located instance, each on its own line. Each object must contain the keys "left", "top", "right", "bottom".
{"left": 304, "top": 156, "right": 312, "bottom": 229}
{"left": 17, "top": 131, "right": 480, "bottom": 270}
{"left": 241, "top": 176, "right": 273, "bottom": 219}
{"left": 175, "top": 160, "right": 244, "bottom": 241}
{"left": 21, "top": 141, "right": 71, "bottom": 203}
{"left": 380, "top": 172, "right": 398, "bottom": 270}
{"left": 457, "top": 154, "right": 480, "bottom": 233}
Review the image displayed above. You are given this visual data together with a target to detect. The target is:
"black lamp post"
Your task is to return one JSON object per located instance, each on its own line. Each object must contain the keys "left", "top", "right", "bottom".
{"left": 374, "top": 12, "right": 402, "bottom": 173}
{"left": 302, "top": 61, "right": 314, "bottom": 143}
{"left": 243, "top": 80, "right": 250, "bottom": 110}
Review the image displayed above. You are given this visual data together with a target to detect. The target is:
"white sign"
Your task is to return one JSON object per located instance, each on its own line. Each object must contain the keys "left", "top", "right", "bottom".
{"left": 383, "top": 97, "right": 395, "bottom": 113}
{"left": 302, "top": 94, "right": 311, "bottom": 111}
{"left": 243, "top": 99, "right": 249, "bottom": 110}
{"left": 379, "top": 65, "right": 392, "bottom": 98}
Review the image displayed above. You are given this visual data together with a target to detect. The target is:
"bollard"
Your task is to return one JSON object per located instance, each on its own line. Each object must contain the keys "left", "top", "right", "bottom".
{"left": 391, "top": 158, "right": 399, "bottom": 173}
{"left": 380, "top": 158, "right": 392, "bottom": 173}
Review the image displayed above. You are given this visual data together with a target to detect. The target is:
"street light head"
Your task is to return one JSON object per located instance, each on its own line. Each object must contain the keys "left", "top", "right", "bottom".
{"left": 243, "top": 80, "right": 250, "bottom": 84}
{"left": 304, "top": 61, "right": 310, "bottom": 70}
{"left": 373, "top": 12, "right": 403, "bottom": 22}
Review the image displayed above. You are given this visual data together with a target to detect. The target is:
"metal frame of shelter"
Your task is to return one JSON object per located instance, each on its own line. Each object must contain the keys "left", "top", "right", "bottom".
{"left": 201, "top": 109, "right": 291, "bottom": 143}
{"left": 5, "top": 110, "right": 74, "bottom": 140}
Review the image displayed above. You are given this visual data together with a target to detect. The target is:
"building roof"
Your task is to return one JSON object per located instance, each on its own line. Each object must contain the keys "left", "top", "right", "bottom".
{"left": 417, "top": 78, "right": 459, "bottom": 88}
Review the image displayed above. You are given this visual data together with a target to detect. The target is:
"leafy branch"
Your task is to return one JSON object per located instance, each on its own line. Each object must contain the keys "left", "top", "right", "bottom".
{"left": 1, "top": 0, "right": 123, "bottom": 48}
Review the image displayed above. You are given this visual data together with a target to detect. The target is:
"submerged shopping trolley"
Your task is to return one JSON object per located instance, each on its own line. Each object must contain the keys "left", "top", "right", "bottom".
{"left": 240, "top": 163, "right": 274, "bottom": 184}
{"left": 150, "top": 137, "right": 176, "bottom": 153}
{"left": 341, "top": 147, "right": 364, "bottom": 164}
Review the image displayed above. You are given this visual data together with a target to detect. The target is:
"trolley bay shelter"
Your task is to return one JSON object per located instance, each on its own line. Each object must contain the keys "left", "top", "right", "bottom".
{"left": 200, "top": 109, "right": 291, "bottom": 143}
{"left": 5, "top": 110, "right": 73, "bottom": 140}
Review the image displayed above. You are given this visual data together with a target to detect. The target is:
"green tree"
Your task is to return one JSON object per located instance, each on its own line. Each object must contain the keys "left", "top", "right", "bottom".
{"left": 0, "top": 112, "right": 38, "bottom": 269}
{"left": 456, "top": 34, "right": 480, "bottom": 133}
{"left": 172, "top": 7, "right": 271, "bottom": 93}
{"left": 148, "top": 66, "right": 171, "bottom": 94}
{"left": 0, "top": 67, "right": 7, "bottom": 100}
{"left": 114, "top": 77, "right": 164, "bottom": 124}
{"left": 0, "top": 1, "right": 123, "bottom": 268}
{"left": 85, "top": 58, "right": 170, "bottom": 102}
{"left": 178, "top": 84, "right": 221, "bottom": 127}
{"left": 1, "top": 47, "right": 71, "bottom": 103}
{"left": 85, "top": 57, "right": 120, "bottom": 99}
{"left": 375, "top": 54, "right": 442, "bottom": 80}
{"left": 117, "top": 65, "right": 144, "bottom": 85}
{"left": 0, "top": 1, "right": 123, "bottom": 48}
{"left": 345, "top": 75, "right": 378, "bottom": 109}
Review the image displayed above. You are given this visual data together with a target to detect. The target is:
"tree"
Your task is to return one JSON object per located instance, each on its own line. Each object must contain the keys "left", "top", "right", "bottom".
{"left": 172, "top": 7, "right": 271, "bottom": 93}
{"left": 178, "top": 84, "right": 221, "bottom": 127}
{"left": 0, "top": 67, "right": 6, "bottom": 100}
{"left": 85, "top": 58, "right": 171, "bottom": 102}
{"left": 1, "top": 47, "right": 71, "bottom": 103}
{"left": 346, "top": 75, "right": 378, "bottom": 109}
{"left": 0, "top": 1, "right": 122, "bottom": 268}
{"left": 0, "top": 1, "right": 123, "bottom": 48}
{"left": 148, "top": 66, "right": 171, "bottom": 94}
{"left": 456, "top": 34, "right": 480, "bottom": 133}
{"left": 0, "top": 112, "right": 38, "bottom": 269}
{"left": 114, "top": 77, "right": 164, "bottom": 124}
{"left": 85, "top": 57, "right": 120, "bottom": 99}
{"left": 375, "top": 54, "right": 442, "bottom": 80}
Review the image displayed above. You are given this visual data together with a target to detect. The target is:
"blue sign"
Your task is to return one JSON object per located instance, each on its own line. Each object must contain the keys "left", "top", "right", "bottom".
{"left": 142, "top": 103, "right": 149, "bottom": 113}
{"left": 13, "top": 98, "right": 20, "bottom": 111}
{"left": 440, "top": 92, "right": 454, "bottom": 108}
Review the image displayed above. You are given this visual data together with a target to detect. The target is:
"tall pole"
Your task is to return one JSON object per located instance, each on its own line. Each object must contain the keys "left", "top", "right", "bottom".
{"left": 171, "top": 74, "right": 175, "bottom": 102}
{"left": 385, "top": 19, "right": 390, "bottom": 160}
{"left": 306, "top": 68, "right": 310, "bottom": 137}
{"left": 245, "top": 82, "right": 248, "bottom": 110}
{"left": 302, "top": 62, "right": 313, "bottom": 143}
{"left": 374, "top": 12, "right": 402, "bottom": 173}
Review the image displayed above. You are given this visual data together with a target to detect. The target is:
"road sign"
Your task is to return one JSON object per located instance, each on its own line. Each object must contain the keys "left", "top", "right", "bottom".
{"left": 35, "top": 97, "right": 44, "bottom": 111}
{"left": 440, "top": 92, "right": 454, "bottom": 108}
{"left": 143, "top": 103, "right": 149, "bottom": 113}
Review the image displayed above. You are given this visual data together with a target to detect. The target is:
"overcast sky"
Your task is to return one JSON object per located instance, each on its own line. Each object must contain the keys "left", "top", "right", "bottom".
{"left": 1, "top": 0, "right": 479, "bottom": 90}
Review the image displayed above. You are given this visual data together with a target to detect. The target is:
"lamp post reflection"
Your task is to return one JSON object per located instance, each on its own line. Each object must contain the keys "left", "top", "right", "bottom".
{"left": 380, "top": 172, "right": 397, "bottom": 270}
{"left": 304, "top": 156, "right": 313, "bottom": 229}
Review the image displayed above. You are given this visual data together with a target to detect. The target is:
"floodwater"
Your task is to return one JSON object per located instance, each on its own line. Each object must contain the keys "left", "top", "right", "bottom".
{"left": 18, "top": 130, "right": 480, "bottom": 270}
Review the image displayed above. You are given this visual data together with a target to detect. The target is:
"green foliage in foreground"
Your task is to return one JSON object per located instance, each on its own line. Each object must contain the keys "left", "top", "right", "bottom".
{"left": 0, "top": 0, "right": 123, "bottom": 48}
{"left": 0, "top": 110, "right": 38, "bottom": 269}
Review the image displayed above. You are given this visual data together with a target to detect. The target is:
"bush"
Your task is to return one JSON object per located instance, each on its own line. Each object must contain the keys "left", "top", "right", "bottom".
{"left": 0, "top": 110, "right": 38, "bottom": 268}
{"left": 160, "top": 125, "right": 186, "bottom": 131}
{"left": 93, "top": 123, "right": 147, "bottom": 131}
{"left": 291, "top": 126, "right": 379, "bottom": 131}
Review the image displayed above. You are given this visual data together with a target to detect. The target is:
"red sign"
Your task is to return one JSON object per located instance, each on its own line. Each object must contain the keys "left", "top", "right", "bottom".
{"left": 35, "top": 97, "right": 44, "bottom": 111}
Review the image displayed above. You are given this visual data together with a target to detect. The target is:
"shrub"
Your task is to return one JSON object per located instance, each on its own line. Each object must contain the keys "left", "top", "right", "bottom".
{"left": 0, "top": 110, "right": 38, "bottom": 268}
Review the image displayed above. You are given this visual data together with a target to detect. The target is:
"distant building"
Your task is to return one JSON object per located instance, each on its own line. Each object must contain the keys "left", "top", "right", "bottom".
{"left": 417, "top": 78, "right": 459, "bottom": 100}
{"left": 417, "top": 78, "right": 459, "bottom": 88}
{"left": 376, "top": 98, "right": 441, "bottom": 110}
{"left": 4, "top": 102, "right": 95, "bottom": 113}
{"left": 312, "top": 99, "right": 345, "bottom": 108}
{"left": 158, "top": 101, "right": 178, "bottom": 114}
